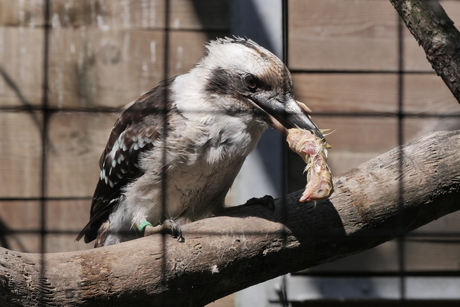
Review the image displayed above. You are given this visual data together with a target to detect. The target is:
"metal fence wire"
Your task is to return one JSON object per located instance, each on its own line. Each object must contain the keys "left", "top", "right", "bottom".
{"left": 1, "top": 0, "right": 460, "bottom": 306}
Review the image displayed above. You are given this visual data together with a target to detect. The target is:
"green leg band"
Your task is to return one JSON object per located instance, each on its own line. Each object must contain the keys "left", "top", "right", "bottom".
{"left": 138, "top": 221, "right": 153, "bottom": 232}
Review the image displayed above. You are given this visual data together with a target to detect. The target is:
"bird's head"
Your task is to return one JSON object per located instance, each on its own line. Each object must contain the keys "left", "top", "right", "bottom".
{"left": 199, "top": 37, "right": 325, "bottom": 140}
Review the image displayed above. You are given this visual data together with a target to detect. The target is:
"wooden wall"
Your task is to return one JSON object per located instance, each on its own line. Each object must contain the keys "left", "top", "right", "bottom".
{"left": 0, "top": 0, "right": 229, "bottom": 253}
{"left": 287, "top": 0, "right": 460, "bottom": 277}
{"left": 1, "top": 0, "right": 460, "bottom": 286}
{"left": 288, "top": 0, "right": 460, "bottom": 177}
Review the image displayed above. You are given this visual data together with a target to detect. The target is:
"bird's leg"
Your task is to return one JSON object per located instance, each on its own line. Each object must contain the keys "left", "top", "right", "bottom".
{"left": 244, "top": 195, "right": 275, "bottom": 210}
{"left": 136, "top": 220, "right": 185, "bottom": 242}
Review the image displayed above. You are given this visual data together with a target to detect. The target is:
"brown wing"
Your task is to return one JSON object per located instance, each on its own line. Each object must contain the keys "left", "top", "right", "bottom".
{"left": 76, "top": 78, "right": 175, "bottom": 244}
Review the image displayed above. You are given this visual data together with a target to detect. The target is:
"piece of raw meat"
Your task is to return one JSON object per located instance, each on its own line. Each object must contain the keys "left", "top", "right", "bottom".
{"left": 287, "top": 128, "right": 333, "bottom": 202}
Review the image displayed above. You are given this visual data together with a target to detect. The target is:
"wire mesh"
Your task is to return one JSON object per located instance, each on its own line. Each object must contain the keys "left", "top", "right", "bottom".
{"left": 0, "top": 0, "right": 460, "bottom": 306}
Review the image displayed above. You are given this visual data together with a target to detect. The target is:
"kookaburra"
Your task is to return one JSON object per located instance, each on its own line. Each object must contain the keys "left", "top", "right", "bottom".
{"left": 76, "top": 37, "right": 325, "bottom": 247}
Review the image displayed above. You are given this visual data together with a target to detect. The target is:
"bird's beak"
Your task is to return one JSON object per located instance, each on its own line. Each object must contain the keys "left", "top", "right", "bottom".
{"left": 250, "top": 97, "right": 326, "bottom": 141}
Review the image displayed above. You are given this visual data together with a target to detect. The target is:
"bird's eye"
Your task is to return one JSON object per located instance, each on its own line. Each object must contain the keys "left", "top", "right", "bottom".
{"left": 245, "top": 75, "right": 258, "bottom": 91}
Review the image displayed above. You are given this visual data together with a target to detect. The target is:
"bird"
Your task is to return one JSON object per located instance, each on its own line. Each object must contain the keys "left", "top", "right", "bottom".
{"left": 76, "top": 37, "right": 325, "bottom": 247}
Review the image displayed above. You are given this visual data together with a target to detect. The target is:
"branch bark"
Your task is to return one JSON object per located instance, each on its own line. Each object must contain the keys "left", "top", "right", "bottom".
{"left": 390, "top": 0, "right": 460, "bottom": 103}
{"left": 1, "top": 130, "right": 459, "bottom": 306}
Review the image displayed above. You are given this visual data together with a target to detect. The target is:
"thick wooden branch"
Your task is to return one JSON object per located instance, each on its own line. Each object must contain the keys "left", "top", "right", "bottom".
{"left": 1, "top": 130, "right": 459, "bottom": 306}
{"left": 390, "top": 0, "right": 460, "bottom": 103}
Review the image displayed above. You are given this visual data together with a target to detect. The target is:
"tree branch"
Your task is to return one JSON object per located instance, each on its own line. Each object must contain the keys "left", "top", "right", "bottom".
{"left": 1, "top": 130, "right": 459, "bottom": 306}
{"left": 390, "top": 0, "right": 460, "bottom": 103}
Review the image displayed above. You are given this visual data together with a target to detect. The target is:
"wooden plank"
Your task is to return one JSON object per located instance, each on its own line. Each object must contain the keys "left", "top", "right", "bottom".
{"left": 50, "top": 0, "right": 165, "bottom": 30}
{"left": 46, "top": 112, "right": 118, "bottom": 197}
{"left": 0, "top": 200, "right": 91, "bottom": 253}
{"left": 50, "top": 0, "right": 230, "bottom": 30}
{"left": 0, "top": 200, "right": 41, "bottom": 253}
{"left": 311, "top": 117, "right": 398, "bottom": 152}
{"left": 0, "top": 0, "right": 43, "bottom": 27}
{"left": 168, "top": 30, "right": 227, "bottom": 77}
{"left": 48, "top": 29, "right": 218, "bottom": 108}
{"left": 403, "top": 74, "right": 460, "bottom": 115}
{"left": 292, "top": 74, "right": 398, "bottom": 113}
{"left": 404, "top": 117, "right": 460, "bottom": 144}
{"left": 289, "top": 0, "right": 398, "bottom": 71}
{"left": 170, "top": 0, "right": 230, "bottom": 30}
{"left": 48, "top": 29, "right": 165, "bottom": 108}
{"left": 404, "top": 239, "right": 460, "bottom": 272}
{"left": 412, "top": 209, "right": 460, "bottom": 234}
{"left": 46, "top": 200, "right": 89, "bottom": 232}
{"left": 0, "top": 112, "right": 42, "bottom": 197}
{"left": 442, "top": 1, "right": 460, "bottom": 25}
{"left": 0, "top": 27, "right": 43, "bottom": 106}
{"left": 45, "top": 200, "right": 92, "bottom": 252}
{"left": 0, "top": 234, "right": 42, "bottom": 253}
{"left": 0, "top": 201, "right": 41, "bottom": 231}
{"left": 305, "top": 241, "right": 401, "bottom": 273}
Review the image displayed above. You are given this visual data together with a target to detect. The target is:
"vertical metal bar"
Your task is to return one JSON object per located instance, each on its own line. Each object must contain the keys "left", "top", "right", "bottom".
{"left": 160, "top": 0, "right": 171, "bottom": 304}
{"left": 39, "top": 0, "right": 51, "bottom": 306}
{"left": 397, "top": 14, "right": 407, "bottom": 306}
{"left": 281, "top": 0, "right": 290, "bottom": 201}
{"left": 279, "top": 0, "right": 289, "bottom": 227}
{"left": 282, "top": 0, "right": 289, "bottom": 66}
{"left": 280, "top": 1, "right": 290, "bottom": 306}
{"left": 160, "top": 0, "right": 171, "bottom": 222}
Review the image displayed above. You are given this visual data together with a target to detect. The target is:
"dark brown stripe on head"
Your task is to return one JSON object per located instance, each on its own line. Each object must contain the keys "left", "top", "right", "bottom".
{"left": 205, "top": 67, "right": 244, "bottom": 99}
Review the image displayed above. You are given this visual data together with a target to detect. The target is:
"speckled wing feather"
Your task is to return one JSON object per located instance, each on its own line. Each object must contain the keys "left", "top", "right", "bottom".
{"left": 76, "top": 78, "right": 175, "bottom": 243}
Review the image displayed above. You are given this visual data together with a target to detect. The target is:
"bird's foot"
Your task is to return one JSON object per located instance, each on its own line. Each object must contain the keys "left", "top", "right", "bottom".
{"left": 137, "top": 220, "right": 185, "bottom": 242}
{"left": 244, "top": 195, "right": 275, "bottom": 211}
{"left": 162, "top": 219, "right": 185, "bottom": 242}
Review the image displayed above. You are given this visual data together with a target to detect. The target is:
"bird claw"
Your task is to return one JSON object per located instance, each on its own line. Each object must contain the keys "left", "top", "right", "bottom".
{"left": 163, "top": 219, "right": 185, "bottom": 242}
{"left": 244, "top": 195, "right": 275, "bottom": 211}
{"left": 141, "top": 219, "right": 185, "bottom": 242}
